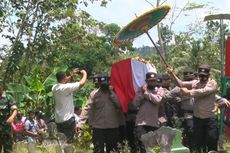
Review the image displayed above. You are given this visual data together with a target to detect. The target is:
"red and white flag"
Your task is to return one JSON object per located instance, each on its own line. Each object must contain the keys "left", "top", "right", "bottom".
{"left": 110, "top": 58, "right": 157, "bottom": 112}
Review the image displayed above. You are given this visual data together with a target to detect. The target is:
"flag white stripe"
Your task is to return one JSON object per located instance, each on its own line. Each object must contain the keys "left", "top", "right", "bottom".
{"left": 131, "top": 59, "right": 157, "bottom": 92}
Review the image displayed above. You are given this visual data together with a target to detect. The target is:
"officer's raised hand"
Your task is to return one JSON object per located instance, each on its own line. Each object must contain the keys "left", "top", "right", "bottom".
{"left": 180, "top": 87, "right": 190, "bottom": 95}
{"left": 166, "top": 66, "right": 174, "bottom": 76}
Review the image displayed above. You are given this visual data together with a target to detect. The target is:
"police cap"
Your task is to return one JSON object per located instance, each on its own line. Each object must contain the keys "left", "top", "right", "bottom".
{"left": 93, "top": 73, "right": 109, "bottom": 83}
{"left": 146, "top": 72, "right": 157, "bottom": 81}
{"left": 198, "top": 64, "right": 211, "bottom": 76}
{"left": 183, "top": 67, "right": 194, "bottom": 74}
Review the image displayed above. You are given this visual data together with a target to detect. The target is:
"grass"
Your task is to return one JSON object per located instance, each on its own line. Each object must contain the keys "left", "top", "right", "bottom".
{"left": 12, "top": 141, "right": 94, "bottom": 153}
{"left": 225, "top": 141, "right": 230, "bottom": 153}
{"left": 13, "top": 142, "right": 59, "bottom": 153}
{"left": 11, "top": 139, "right": 230, "bottom": 153}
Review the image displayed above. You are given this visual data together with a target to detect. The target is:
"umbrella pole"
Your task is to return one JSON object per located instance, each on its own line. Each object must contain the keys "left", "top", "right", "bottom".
{"left": 145, "top": 31, "right": 168, "bottom": 67}
{"left": 145, "top": 31, "right": 182, "bottom": 87}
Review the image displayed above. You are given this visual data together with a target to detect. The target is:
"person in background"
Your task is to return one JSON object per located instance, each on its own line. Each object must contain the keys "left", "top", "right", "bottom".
{"left": 163, "top": 67, "right": 196, "bottom": 150}
{"left": 35, "top": 109, "right": 48, "bottom": 144}
{"left": 25, "top": 111, "right": 40, "bottom": 153}
{"left": 0, "top": 80, "right": 18, "bottom": 153}
{"left": 161, "top": 74, "right": 174, "bottom": 90}
{"left": 176, "top": 67, "right": 196, "bottom": 149}
{"left": 117, "top": 104, "right": 126, "bottom": 146}
{"left": 125, "top": 102, "right": 139, "bottom": 153}
{"left": 52, "top": 68, "right": 87, "bottom": 143}
{"left": 74, "top": 106, "right": 82, "bottom": 125}
{"left": 11, "top": 110, "right": 26, "bottom": 142}
{"left": 35, "top": 110, "right": 48, "bottom": 132}
{"left": 161, "top": 73, "right": 182, "bottom": 128}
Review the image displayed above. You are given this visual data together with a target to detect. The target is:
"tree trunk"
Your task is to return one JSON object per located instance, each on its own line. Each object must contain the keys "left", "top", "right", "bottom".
{"left": 156, "top": 0, "right": 166, "bottom": 60}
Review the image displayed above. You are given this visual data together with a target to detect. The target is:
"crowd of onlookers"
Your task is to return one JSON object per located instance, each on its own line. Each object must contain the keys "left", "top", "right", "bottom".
{"left": 11, "top": 107, "right": 82, "bottom": 144}
{"left": 11, "top": 110, "right": 48, "bottom": 143}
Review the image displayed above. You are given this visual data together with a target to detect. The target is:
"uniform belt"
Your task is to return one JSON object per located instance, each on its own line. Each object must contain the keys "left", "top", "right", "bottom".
{"left": 182, "top": 110, "right": 193, "bottom": 113}
{"left": 127, "top": 110, "right": 137, "bottom": 114}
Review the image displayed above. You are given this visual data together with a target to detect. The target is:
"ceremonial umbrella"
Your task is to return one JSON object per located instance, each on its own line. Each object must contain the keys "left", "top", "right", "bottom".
{"left": 113, "top": 5, "right": 171, "bottom": 67}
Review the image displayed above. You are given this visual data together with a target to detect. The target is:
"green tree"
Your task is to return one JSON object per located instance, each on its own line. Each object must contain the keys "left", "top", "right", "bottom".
{"left": 0, "top": 0, "right": 112, "bottom": 82}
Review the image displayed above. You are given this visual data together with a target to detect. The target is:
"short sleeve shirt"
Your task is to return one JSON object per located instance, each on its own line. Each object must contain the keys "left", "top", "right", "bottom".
{"left": 25, "top": 119, "right": 39, "bottom": 142}
{"left": 52, "top": 82, "right": 80, "bottom": 123}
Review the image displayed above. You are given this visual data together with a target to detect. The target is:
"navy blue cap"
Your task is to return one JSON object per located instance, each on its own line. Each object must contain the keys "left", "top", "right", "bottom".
{"left": 93, "top": 74, "right": 109, "bottom": 83}
{"left": 198, "top": 64, "right": 211, "bottom": 75}
{"left": 146, "top": 72, "right": 157, "bottom": 80}
{"left": 183, "top": 67, "right": 194, "bottom": 74}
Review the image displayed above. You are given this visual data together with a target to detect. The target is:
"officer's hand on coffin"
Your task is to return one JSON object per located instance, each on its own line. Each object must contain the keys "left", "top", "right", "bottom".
{"left": 142, "top": 85, "right": 147, "bottom": 93}
{"left": 109, "top": 85, "right": 114, "bottom": 91}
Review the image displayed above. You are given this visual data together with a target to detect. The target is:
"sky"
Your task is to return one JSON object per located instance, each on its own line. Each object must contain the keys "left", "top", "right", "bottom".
{"left": 78, "top": 0, "right": 230, "bottom": 47}
{"left": 1, "top": 0, "right": 230, "bottom": 49}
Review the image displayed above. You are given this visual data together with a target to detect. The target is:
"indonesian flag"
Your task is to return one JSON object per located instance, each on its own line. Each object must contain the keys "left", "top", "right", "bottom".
{"left": 110, "top": 58, "right": 157, "bottom": 112}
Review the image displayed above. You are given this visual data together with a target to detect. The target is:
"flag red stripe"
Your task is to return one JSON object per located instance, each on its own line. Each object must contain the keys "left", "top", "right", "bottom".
{"left": 110, "top": 58, "right": 136, "bottom": 112}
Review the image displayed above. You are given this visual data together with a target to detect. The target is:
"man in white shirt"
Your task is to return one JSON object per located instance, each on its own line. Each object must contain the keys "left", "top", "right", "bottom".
{"left": 52, "top": 68, "right": 87, "bottom": 143}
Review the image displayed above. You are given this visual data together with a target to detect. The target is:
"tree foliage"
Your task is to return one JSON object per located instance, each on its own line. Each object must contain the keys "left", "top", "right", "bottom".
{"left": 0, "top": 0, "right": 127, "bottom": 114}
{"left": 0, "top": 0, "right": 113, "bottom": 82}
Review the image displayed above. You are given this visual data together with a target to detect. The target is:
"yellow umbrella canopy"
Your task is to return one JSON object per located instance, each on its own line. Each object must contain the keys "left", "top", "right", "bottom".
{"left": 113, "top": 5, "right": 171, "bottom": 45}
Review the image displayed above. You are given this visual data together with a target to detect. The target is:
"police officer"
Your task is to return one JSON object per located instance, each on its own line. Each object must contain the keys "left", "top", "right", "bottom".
{"left": 161, "top": 73, "right": 182, "bottom": 128}
{"left": 161, "top": 74, "right": 173, "bottom": 90}
{"left": 0, "top": 81, "right": 18, "bottom": 153}
{"left": 133, "top": 72, "right": 164, "bottom": 153}
{"left": 179, "top": 67, "right": 196, "bottom": 150}
{"left": 160, "top": 67, "right": 196, "bottom": 149}
{"left": 167, "top": 64, "right": 218, "bottom": 152}
{"left": 182, "top": 67, "right": 196, "bottom": 81}
{"left": 77, "top": 74, "right": 121, "bottom": 153}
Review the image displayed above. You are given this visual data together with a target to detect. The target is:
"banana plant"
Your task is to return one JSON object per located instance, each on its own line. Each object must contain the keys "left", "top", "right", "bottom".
{"left": 6, "top": 64, "right": 94, "bottom": 116}
{"left": 6, "top": 83, "right": 30, "bottom": 110}
{"left": 6, "top": 65, "right": 68, "bottom": 114}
